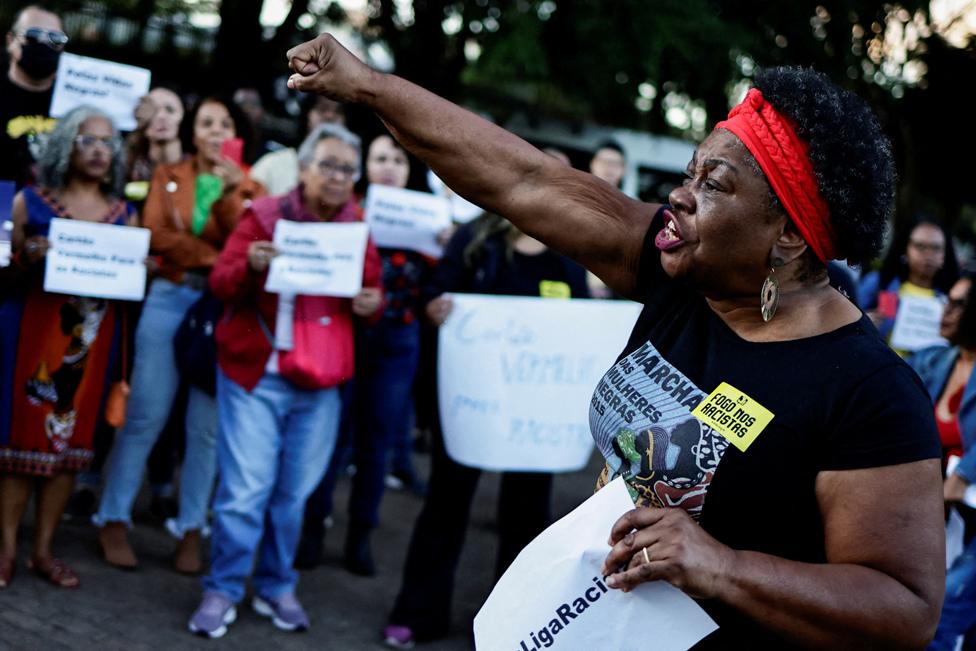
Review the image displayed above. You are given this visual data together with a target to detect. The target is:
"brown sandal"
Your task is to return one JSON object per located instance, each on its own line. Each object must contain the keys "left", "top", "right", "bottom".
{"left": 28, "top": 557, "right": 80, "bottom": 589}
{"left": 0, "top": 556, "right": 13, "bottom": 589}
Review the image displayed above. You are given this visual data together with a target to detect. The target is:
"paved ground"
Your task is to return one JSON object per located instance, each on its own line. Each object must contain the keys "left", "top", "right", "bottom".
{"left": 0, "top": 451, "right": 603, "bottom": 650}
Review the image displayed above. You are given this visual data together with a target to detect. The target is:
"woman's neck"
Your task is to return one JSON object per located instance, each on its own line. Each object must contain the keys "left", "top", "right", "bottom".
{"left": 906, "top": 273, "right": 934, "bottom": 290}
{"left": 305, "top": 197, "right": 342, "bottom": 221}
{"left": 149, "top": 139, "right": 182, "bottom": 167}
{"left": 195, "top": 155, "right": 216, "bottom": 176}
{"left": 705, "top": 276, "right": 858, "bottom": 343}
{"left": 62, "top": 175, "right": 103, "bottom": 197}
{"left": 959, "top": 347, "right": 976, "bottom": 363}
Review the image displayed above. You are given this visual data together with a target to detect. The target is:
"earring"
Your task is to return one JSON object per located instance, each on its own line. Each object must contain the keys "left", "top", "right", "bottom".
{"left": 760, "top": 257, "right": 784, "bottom": 322}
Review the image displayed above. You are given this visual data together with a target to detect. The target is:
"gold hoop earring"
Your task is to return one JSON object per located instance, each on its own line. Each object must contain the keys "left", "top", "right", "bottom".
{"left": 761, "top": 257, "right": 784, "bottom": 322}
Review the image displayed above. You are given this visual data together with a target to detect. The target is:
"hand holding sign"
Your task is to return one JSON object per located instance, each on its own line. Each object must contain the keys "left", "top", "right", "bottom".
{"left": 264, "top": 220, "right": 369, "bottom": 297}
{"left": 602, "top": 506, "right": 735, "bottom": 599}
{"left": 474, "top": 477, "right": 717, "bottom": 650}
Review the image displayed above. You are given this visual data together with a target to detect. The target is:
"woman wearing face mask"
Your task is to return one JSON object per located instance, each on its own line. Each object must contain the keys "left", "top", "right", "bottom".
{"left": 93, "top": 96, "right": 264, "bottom": 575}
{"left": 0, "top": 106, "right": 134, "bottom": 589}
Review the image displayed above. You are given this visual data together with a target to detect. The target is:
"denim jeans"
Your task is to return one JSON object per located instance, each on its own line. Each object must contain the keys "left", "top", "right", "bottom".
{"left": 93, "top": 279, "right": 217, "bottom": 535}
{"left": 349, "top": 320, "right": 421, "bottom": 528}
{"left": 930, "top": 536, "right": 976, "bottom": 651}
{"left": 204, "top": 369, "right": 340, "bottom": 603}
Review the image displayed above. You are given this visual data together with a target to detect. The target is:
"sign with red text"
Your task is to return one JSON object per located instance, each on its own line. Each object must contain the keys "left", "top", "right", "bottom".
{"left": 474, "top": 477, "right": 717, "bottom": 650}
{"left": 437, "top": 294, "right": 640, "bottom": 472}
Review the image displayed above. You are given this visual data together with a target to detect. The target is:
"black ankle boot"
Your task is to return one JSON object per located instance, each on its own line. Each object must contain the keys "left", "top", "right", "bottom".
{"left": 344, "top": 524, "right": 376, "bottom": 576}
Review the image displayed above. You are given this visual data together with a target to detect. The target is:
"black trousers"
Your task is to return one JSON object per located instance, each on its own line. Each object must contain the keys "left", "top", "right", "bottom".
{"left": 389, "top": 431, "right": 553, "bottom": 640}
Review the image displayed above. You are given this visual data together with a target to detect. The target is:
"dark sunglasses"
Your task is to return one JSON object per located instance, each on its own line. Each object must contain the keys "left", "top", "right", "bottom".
{"left": 16, "top": 27, "right": 69, "bottom": 50}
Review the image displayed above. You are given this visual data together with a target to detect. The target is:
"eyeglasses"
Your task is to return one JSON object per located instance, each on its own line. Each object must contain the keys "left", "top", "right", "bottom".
{"left": 16, "top": 27, "right": 69, "bottom": 51}
{"left": 908, "top": 240, "right": 944, "bottom": 255}
{"left": 74, "top": 134, "right": 120, "bottom": 152}
{"left": 316, "top": 159, "right": 360, "bottom": 182}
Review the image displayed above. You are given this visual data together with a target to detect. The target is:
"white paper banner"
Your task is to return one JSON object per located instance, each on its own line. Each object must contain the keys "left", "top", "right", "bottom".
{"left": 438, "top": 294, "right": 641, "bottom": 472}
{"left": 44, "top": 218, "right": 150, "bottom": 300}
{"left": 50, "top": 53, "right": 151, "bottom": 131}
{"left": 889, "top": 294, "right": 948, "bottom": 352}
{"left": 363, "top": 185, "right": 451, "bottom": 258}
{"left": 475, "top": 476, "right": 718, "bottom": 651}
{"left": 265, "top": 220, "right": 369, "bottom": 298}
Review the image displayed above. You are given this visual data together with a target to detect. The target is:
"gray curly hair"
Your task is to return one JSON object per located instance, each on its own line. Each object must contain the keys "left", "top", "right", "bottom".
{"left": 37, "top": 105, "right": 124, "bottom": 196}
{"left": 297, "top": 122, "right": 361, "bottom": 170}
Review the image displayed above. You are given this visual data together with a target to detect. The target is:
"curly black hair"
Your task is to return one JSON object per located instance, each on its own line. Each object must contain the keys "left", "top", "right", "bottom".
{"left": 752, "top": 67, "right": 895, "bottom": 267}
{"left": 179, "top": 95, "right": 255, "bottom": 164}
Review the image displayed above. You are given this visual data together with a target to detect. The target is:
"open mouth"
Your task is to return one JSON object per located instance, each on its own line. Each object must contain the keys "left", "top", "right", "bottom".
{"left": 654, "top": 209, "right": 685, "bottom": 251}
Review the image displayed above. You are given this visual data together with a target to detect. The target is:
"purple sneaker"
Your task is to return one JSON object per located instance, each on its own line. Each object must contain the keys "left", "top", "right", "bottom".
{"left": 188, "top": 591, "right": 237, "bottom": 639}
{"left": 383, "top": 624, "right": 416, "bottom": 649}
{"left": 252, "top": 593, "right": 310, "bottom": 632}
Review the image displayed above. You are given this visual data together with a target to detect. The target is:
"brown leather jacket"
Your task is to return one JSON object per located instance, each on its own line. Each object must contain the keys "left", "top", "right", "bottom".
{"left": 142, "top": 157, "right": 264, "bottom": 282}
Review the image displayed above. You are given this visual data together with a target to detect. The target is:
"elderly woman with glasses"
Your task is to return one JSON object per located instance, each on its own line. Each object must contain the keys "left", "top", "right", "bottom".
{"left": 0, "top": 106, "right": 134, "bottom": 589}
{"left": 187, "top": 123, "right": 383, "bottom": 638}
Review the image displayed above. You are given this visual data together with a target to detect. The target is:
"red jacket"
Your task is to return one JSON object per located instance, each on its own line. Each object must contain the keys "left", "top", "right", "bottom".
{"left": 210, "top": 189, "right": 383, "bottom": 392}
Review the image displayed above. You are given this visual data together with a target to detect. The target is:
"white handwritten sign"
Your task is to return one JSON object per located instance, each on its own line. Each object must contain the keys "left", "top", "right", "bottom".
{"left": 890, "top": 294, "right": 948, "bottom": 352}
{"left": 50, "top": 53, "right": 151, "bottom": 131}
{"left": 363, "top": 185, "right": 451, "bottom": 257}
{"left": 438, "top": 294, "right": 641, "bottom": 472}
{"left": 265, "top": 220, "right": 369, "bottom": 298}
{"left": 44, "top": 218, "right": 150, "bottom": 300}
{"left": 475, "top": 476, "right": 717, "bottom": 650}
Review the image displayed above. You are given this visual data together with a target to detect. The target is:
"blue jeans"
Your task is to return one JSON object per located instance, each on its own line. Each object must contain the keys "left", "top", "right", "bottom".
{"left": 930, "top": 536, "right": 976, "bottom": 651}
{"left": 93, "top": 279, "right": 217, "bottom": 535}
{"left": 204, "top": 369, "right": 340, "bottom": 602}
{"left": 348, "top": 320, "right": 421, "bottom": 528}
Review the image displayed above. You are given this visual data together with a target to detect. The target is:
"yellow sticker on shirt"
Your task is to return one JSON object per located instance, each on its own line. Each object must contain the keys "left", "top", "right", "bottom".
{"left": 539, "top": 280, "right": 571, "bottom": 299}
{"left": 691, "top": 382, "right": 774, "bottom": 452}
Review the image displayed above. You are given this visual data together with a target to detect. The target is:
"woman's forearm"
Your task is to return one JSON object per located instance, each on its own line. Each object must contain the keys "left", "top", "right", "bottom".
{"left": 716, "top": 551, "right": 938, "bottom": 649}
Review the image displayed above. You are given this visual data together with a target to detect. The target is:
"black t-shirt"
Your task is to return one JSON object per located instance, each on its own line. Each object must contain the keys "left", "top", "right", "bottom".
{"left": 589, "top": 209, "right": 940, "bottom": 648}
{"left": 0, "top": 73, "right": 55, "bottom": 189}
{"left": 494, "top": 249, "right": 585, "bottom": 298}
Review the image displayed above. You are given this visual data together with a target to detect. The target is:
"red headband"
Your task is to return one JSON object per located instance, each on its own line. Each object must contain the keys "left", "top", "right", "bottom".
{"left": 715, "top": 88, "right": 836, "bottom": 263}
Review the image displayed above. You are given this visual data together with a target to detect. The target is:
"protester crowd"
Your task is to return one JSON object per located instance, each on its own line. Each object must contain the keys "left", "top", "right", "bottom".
{"left": 0, "top": 4, "right": 975, "bottom": 650}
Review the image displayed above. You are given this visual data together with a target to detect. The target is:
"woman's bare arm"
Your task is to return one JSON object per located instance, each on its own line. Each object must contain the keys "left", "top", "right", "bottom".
{"left": 604, "top": 460, "right": 945, "bottom": 649}
{"left": 286, "top": 34, "right": 656, "bottom": 296}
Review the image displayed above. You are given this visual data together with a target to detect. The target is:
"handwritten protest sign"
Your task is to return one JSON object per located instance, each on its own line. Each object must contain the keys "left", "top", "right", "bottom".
{"left": 0, "top": 180, "right": 13, "bottom": 268}
{"left": 44, "top": 218, "right": 150, "bottom": 300}
{"left": 474, "top": 476, "right": 718, "bottom": 650}
{"left": 438, "top": 294, "right": 641, "bottom": 472}
{"left": 363, "top": 185, "right": 451, "bottom": 257}
{"left": 265, "top": 220, "right": 368, "bottom": 297}
{"left": 50, "top": 53, "right": 151, "bottom": 131}
{"left": 889, "top": 294, "right": 947, "bottom": 352}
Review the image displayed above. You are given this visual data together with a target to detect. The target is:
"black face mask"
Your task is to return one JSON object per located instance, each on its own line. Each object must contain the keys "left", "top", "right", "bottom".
{"left": 17, "top": 41, "right": 61, "bottom": 79}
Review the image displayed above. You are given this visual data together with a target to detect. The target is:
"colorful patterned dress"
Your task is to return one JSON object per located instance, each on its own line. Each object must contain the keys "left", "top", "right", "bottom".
{"left": 0, "top": 186, "right": 132, "bottom": 476}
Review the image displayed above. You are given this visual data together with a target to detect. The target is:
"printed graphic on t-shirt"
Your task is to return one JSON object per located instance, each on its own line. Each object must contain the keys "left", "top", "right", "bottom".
{"left": 589, "top": 340, "right": 729, "bottom": 519}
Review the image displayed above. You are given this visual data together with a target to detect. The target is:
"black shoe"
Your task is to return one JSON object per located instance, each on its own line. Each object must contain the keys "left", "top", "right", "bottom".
{"left": 344, "top": 525, "right": 376, "bottom": 576}
{"left": 294, "top": 518, "right": 324, "bottom": 569}
{"left": 64, "top": 487, "right": 96, "bottom": 521}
